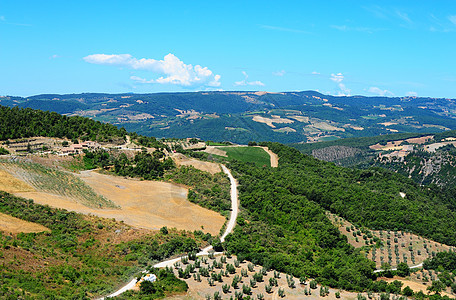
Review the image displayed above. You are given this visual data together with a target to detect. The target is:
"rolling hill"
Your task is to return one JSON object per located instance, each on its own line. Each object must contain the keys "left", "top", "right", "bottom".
{"left": 1, "top": 91, "right": 455, "bottom": 144}
{"left": 2, "top": 104, "right": 456, "bottom": 298}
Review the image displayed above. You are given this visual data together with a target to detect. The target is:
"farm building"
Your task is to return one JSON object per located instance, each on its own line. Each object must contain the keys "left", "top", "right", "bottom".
{"left": 143, "top": 274, "right": 157, "bottom": 283}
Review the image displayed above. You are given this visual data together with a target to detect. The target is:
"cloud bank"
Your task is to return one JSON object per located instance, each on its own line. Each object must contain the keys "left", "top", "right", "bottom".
{"left": 234, "top": 71, "right": 265, "bottom": 86}
{"left": 330, "top": 73, "right": 350, "bottom": 96}
{"left": 83, "top": 53, "right": 221, "bottom": 87}
{"left": 368, "top": 86, "right": 393, "bottom": 96}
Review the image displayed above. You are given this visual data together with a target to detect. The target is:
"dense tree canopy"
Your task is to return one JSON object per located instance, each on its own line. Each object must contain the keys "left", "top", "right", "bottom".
{"left": 223, "top": 142, "right": 456, "bottom": 291}
{"left": 0, "top": 105, "right": 128, "bottom": 142}
{"left": 264, "top": 142, "right": 456, "bottom": 246}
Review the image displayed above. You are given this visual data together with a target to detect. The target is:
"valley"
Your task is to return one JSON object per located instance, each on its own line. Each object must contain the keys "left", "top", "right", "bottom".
{"left": 2, "top": 91, "right": 456, "bottom": 144}
{"left": 1, "top": 105, "right": 456, "bottom": 299}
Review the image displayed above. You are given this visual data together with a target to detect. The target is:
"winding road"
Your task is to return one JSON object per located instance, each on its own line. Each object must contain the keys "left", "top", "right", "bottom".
{"left": 373, "top": 262, "right": 423, "bottom": 273}
{"left": 102, "top": 164, "right": 239, "bottom": 299}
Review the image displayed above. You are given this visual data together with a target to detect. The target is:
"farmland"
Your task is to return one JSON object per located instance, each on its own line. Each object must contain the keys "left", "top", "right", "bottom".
{"left": 212, "top": 146, "right": 271, "bottom": 167}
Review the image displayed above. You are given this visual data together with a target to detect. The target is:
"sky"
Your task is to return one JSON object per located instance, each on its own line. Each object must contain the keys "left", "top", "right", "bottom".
{"left": 1, "top": 0, "right": 456, "bottom": 98}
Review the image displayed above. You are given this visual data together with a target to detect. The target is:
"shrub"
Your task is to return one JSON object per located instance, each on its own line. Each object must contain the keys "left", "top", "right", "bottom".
{"left": 310, "top": 280, "right": 317, "bottom": 289}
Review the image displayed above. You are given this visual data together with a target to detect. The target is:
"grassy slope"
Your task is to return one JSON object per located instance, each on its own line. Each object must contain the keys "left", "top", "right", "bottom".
{"left": 217, "top": 146, "right": 271, "bottom": 167}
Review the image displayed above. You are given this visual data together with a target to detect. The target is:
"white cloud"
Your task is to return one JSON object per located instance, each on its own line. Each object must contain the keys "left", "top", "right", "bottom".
{"left": 130, "top": 76, "right": 154, "bottom": 84}
{"left": 330, "top": 73, "right": 344, "bottom": 83}
{"left": 330, "top": 25, "right": 384, "bottom": 34}
{"left": 395, "top": 10, "right": 412, "bottom": 24}
{"left": 234, "top": 71, "right": 265, "bottom": 86}
{"left": 50, "top": 54, "right": 60, "bottom": 59}
{"left": 83, "top": 53, "right": 221, "bottom": 87}
{"left": 311, "top": 71, "right": 320, "bottom": 75}
{"left": 368, "top": 86, "right": 393, "bottom": 96}
{"left": 406, "top": 91, "right": 418, "bottom": 97}
{"left": 272, "top": 70, "right": 286, "bottom": 76}
{"left": 329, "top": 72, "right": 350, "bottom": 96}
{"left": 449, "top": 15, "right": 456, "bottom": 26}
{"left": 0, "top": 16, "right": 5, "bottom": 21}
{"left": 337, "top": 83, "right": 351, "bottom": 96}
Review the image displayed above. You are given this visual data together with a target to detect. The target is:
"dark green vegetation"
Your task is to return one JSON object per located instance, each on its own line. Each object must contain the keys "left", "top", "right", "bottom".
{"left": 0, "top": 192, "right": 204, "bottom": 299}
{"left": 294, "top": 131, "right": 456, "bottom": 206}
{"left": 215, "top": 146, "right": 271, "bottom": 167}
{"left": 71, "top": 149, "right": 175, "bottom": 180}
{"left": 222, "top": 142, "right": 456, "bottom": 291}
{"left": 423, "top": 252, "right": 456, "bottom": 296}
{"left": 292, "top": 132, "right": 426, "bottom": 166}
{"left": 0, "top": 147, "right": 9, "bottom": 155}
{"left": 113, "top": 151, "right": 175, "bottom": 180}
{"left": 270, "top": 143, "right": 456, "bottom": 245}
{"left": 0, "top": 105, "right": 165, "bottom": 149}
{"left": 424, "top": 251, "right": 456, "bottom": 272}
{"left": 165, "top": 166, "right": 231, "bottom": 218}
{"left": 0, "top": 105, "right": 126, "bottom": 143}
{"left": 2, "top": 91, "right": 455, "bottom": 144}
{"left": 116, "top": 268, "right": 188, "bottom": 299}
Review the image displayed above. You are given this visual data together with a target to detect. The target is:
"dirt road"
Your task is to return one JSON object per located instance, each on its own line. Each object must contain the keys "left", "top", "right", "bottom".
{"left": 259, "top": 146, "right": 279, "bottom": 168}
{"left": 102, "top": 165, "right": 239, "bottom": 299}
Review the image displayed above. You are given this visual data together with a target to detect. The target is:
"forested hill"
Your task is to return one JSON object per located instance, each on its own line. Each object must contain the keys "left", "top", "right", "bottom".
{"left": 2, "top": 91, "right": 455, "bottom": 144}
{"left": 0, "top": 105, "right": 162, "bottom": 148}
{"left": 264, "top": 142, "right": 456, "bottom": 246}
{"left": 0, "top": 105, "right": 126, "bottom": 142}
{"left": 221, "top": 142, "right": 456, "bottom": 291}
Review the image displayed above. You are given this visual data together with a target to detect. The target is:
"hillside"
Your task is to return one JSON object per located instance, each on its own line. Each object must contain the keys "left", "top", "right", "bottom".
{"left": 222, "top": 142, "right": 456, "bottom": 292}
{"left": 1, "top": 105, "right": 456, "bottom": 298}
{"left": 2, "top": 91, "right": 456, "bottom": 144}
{"left": 0, "top": 192, "right": 205, "bottom": 298}
{"left": 293, "top": 131, "right": 456, "bottom": 203}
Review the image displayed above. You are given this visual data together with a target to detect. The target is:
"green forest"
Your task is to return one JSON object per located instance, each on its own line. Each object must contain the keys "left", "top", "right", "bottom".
{"left": 0, "top": 105, "right": 164, "bottom": 149}
{"left": 0, "top": 105, "right": 126, "bottom": 142}
{"left": 222, "top": 142, "right": 456, "bottom": 292}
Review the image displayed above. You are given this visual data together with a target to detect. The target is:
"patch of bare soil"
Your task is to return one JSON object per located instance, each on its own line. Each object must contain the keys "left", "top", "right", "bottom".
{"left": 0, "top": 169, "right": 34, "bottom": 193}
{"left": 382, "top": 276, "right": 454, "bottom": 298}
{"left": 370, "top": 140, "right": 404, "bottom": 151}
{"left": 252, "top": 115, "right": 294, "bottom": 128}
{"left": 258, "top": 147, "right": 278, "bottom": 168}
{"left": 406, "top": 136, "right": 434, "bottom": 144}
{"left": 204, "top": 146, "right": 228, "bottom": 157}
{"left": 16, "top": 171, "right": 224, "bottom": 235}
{"left": 272, "top": 127, "right": 296, "bottom": 133}
{"left": 171, "top": 153, "right": 222, "bottom": 174}
{"left": 0, "top": 212, "right": 49, "bottom": 234}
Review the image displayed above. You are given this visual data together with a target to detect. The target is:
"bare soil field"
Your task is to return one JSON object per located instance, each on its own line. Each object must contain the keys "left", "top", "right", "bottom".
{"left": 252, "top": 115, "right": 294, "bottom": 128}
{"left": 369, "top": 141, "right": 404, "bottom": 151}
{"left": 405, "top": 135, "right": 433, "bottom": 144}
{"left": 172, "top": 153, "right": 222, "bottom": 174}
{"left": 17, "top": 171, "right": 224, "bottom": 235}
{"left": 204, "top": 146, "right": 228, "bottom": 157}
{"left": 382, "top": 276, "right": 454, "bottom": 298}
{"left": 0, "top": 169, "right": 34, "bottom": 193}
{"left": 0, "top": 212, "right": 49, "bottom": 234}
{"left": 272, "top": 127, "right": 296, "bottom": 133}
{"left": 308, "top": 121, "right": 345, "bottom": 132}
{"left": 328, "top": 213, "right": 454, "bottom": 269}
{"left": 406, "top": 270, "right": 456, "bottom": 297}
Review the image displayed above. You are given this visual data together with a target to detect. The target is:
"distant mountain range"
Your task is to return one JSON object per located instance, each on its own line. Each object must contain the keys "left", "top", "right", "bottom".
{"left": 1, "top": 91, "right": 455, "bottom": 144}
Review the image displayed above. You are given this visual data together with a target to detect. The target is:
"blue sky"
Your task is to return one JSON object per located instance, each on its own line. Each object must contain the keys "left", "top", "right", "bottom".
{"left": 1, "top": 0, "right": 456, "bottom": 98}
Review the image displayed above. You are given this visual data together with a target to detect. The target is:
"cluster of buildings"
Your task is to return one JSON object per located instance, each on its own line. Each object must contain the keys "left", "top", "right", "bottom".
{"left": 61, "top": 141, "right": 101, "bottom": 155}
